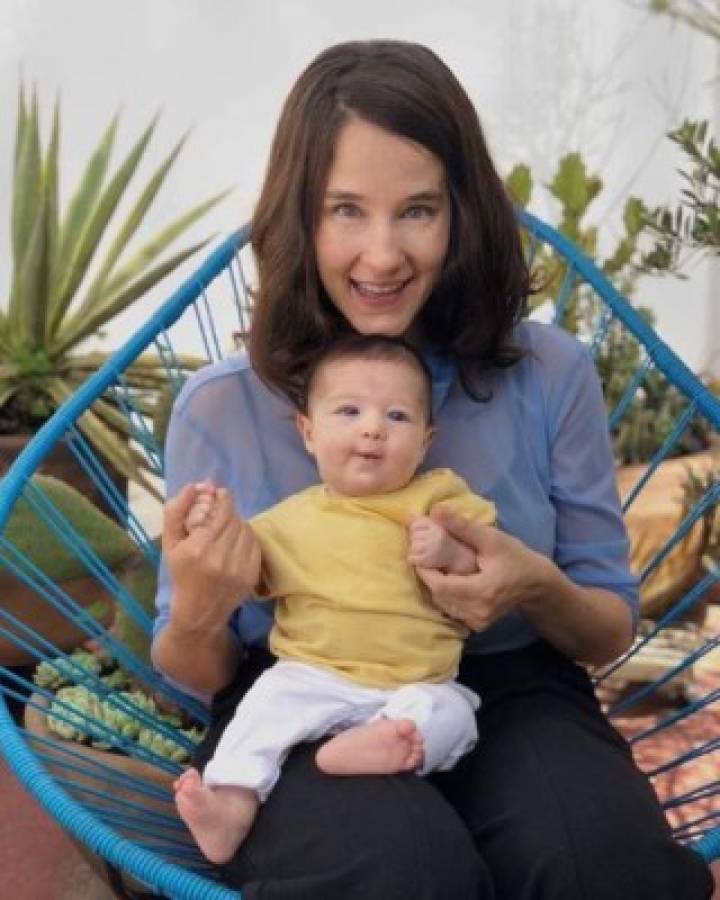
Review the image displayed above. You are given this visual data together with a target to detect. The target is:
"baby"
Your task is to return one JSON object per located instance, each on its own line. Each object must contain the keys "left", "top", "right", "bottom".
{"left": 173, "top": 334, "right": 496, "bottom": 863}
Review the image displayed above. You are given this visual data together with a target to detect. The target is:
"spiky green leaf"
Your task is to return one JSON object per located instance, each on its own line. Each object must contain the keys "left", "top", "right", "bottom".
{"left": 88, "top": 189, "right": 229, "bottom": 307}
{"left": 11, "top": 88, "right": 43, "bottom": 285}
{"left": 53, "top": 239, "right": 211, "bottom": 355}
{"left": 44, "top": 96, "right": 61, "bottom": 319}
{"left": 50, "top": 116, "right": 158, "bottom": 336}
{"left": 14, "top": 83, "right": 26, "bottom": 165}
{"left": 52, "top": 113, "right": 119, "bottom": 309}
{"left": 10, "top": 191, "right": 51, "bottom": 346}
{"left": 81, "top": 132, "right": 190, "bottom": 304}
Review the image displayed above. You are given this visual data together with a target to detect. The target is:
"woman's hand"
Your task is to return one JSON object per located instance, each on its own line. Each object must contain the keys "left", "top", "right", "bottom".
{"left": 414, "top": 505, "right": 634, "bottom": 666}
{"left": 162, "top": 481, "right": 261, "bottom": 635}
{"left": 414, "top": 505, "right": 546, "bottom": 631}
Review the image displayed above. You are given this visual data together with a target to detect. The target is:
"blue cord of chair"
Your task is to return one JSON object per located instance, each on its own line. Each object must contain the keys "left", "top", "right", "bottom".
{"left": 607, "top": 357, "right": 654, "bottom": 431}
{"left": 640, "top": 481, "right": 720, "bottom": 583}
{"left": 601, "top": 568, "right": 718, "bottom": 703}
{"left": 621, "top": 403, "right": 699, "bottom": 514}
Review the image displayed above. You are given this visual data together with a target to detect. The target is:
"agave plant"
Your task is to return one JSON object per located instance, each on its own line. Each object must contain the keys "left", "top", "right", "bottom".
{"left": 2, "top": 86, "right": 229, "bottom": 488}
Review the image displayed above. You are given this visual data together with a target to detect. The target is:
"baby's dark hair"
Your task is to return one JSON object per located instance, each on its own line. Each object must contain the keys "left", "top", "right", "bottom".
{"left": 301, "top": 335, "right": 434, "bottom": 424}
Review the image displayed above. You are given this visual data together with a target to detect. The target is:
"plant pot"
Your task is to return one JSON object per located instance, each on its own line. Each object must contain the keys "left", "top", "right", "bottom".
{"left": 617, "top": 450, "right": 718, "bottom": 622}
{"left": 0, "top": 433, "right": 127, "bottom": 520}
{"left": 0, "top": 569, "right": 120, "bottom": 667}
{"left": 24, "top": 693, "right": 186, "bottom": 895}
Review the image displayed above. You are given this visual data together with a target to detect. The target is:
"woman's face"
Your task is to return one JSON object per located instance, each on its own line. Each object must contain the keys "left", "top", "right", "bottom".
{"left": 315, "top": 117, "right": 451, "bottom": 337}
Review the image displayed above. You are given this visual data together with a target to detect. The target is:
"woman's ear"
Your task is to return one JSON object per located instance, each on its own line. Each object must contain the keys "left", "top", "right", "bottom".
{"left": 296, "top": 413, "right": 315, "bottom": 456}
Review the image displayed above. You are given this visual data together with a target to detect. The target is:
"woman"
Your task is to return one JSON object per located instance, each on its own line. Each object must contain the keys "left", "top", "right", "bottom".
{"left": 152, "top": 40, "right": 714, "bottom": 898}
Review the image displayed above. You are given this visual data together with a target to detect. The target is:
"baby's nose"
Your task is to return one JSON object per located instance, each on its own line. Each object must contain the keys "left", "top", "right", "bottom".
{"left": 361, "top": 415, "right": 385, "bottom": 440}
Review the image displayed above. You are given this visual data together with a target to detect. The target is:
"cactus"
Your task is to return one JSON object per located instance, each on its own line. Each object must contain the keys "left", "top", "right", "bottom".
{"left": 505, "top": 153, "right": 713, "bottom": 466}
{"left": 506, "top": 152, "right": 648, "bottom": 334}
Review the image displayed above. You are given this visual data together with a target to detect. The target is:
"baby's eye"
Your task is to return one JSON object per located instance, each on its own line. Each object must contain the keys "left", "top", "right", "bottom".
{"left": 387, "top": 410, "right": 411, "bottom": 422}
{"left": 336, "top": 404, "right": 359, "bottom": 416}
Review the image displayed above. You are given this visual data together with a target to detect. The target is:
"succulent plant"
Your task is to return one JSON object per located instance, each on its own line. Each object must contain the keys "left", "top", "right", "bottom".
{"left": 34, "top": 648, "right": 102, "bottom": 691}
{"left": 2, "top": 85, "right": 228, "bottom": 488}
{"left": 38, "top": 657, "right": 205, "bottom": 762}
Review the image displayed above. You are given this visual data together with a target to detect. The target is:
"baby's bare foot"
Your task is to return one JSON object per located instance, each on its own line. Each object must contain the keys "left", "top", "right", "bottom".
{"left": 316, "top": 718, "right": 424, "bottom": 776}
{"left": 174, "top": 768, "right": 259, "bottom": 864}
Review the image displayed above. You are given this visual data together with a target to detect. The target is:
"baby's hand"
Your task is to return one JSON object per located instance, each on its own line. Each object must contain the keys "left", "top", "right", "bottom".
{"left": 408, "top": 512, "right": 478, "bottom": 576}
{"left": 184, "top": 482, "right": 218, "bottom": 533}
{"left": 408, "top": 516, "right": 447, "bottom": 569}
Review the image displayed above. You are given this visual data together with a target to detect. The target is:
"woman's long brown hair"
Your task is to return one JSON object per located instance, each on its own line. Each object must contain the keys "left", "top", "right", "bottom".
{"left": 249, "top": 40, "right": 530, "bottom": 408}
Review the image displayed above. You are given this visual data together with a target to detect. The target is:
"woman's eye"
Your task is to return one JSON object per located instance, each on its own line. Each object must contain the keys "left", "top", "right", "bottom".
{"left": 333, "top": 203, "right": 361, "bottom": 218}
{"left": 403, "top": 204, "right": 435, "bottom": 220}
{"left": 387, "top": 410, "right": 411, "bottom": 422}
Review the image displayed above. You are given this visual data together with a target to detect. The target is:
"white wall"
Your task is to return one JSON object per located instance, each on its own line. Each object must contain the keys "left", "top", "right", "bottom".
{"left": 0, "top": 0, "right": 717, "bottom": 369}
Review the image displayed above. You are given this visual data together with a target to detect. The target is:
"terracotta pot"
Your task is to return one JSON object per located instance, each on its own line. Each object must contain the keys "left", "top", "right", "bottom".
{"left": 0, "top": 434, "right": 131, "bottom": 666}
{"left": 617, "top": 450, "right": 718, "bottom": 622}
{"left": 0, "top": 433, "right": 126, "bottom": 519}
{"left": 0, "top": 565, "right": 127, "bottom": 667}
{"left": 24, "top": 694, "right": 186, "bottom": 894}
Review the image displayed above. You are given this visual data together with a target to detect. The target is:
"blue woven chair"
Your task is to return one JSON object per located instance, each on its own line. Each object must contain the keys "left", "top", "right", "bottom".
{"left": 0, "top": 211, "right": 718, "bottom": 898}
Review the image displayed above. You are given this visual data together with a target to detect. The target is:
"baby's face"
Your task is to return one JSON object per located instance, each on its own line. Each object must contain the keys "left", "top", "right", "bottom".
{"left": 298, "top": 356, "right": 432, "bottom": 496}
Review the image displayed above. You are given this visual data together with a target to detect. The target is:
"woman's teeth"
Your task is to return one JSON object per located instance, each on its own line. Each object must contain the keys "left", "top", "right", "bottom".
{"left": 352, "top": 280, "right": 407, "bottom": 297}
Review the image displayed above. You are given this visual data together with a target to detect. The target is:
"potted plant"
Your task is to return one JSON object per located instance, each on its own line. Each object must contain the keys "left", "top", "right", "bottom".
{"left": 1, "top": 85, "right": 229, "bottom": 499}
{"left": 22, "top": 590, "right": 206, "bottom": 888}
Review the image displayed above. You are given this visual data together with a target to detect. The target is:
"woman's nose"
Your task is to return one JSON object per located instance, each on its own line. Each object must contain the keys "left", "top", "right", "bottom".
{"left": 361, "top": 221, "right": 405, "bottom": 272}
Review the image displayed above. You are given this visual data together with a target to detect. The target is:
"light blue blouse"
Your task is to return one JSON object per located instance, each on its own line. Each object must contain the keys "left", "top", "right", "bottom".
{"left": 154, "top": 321, "right": 638, "bottom": 657}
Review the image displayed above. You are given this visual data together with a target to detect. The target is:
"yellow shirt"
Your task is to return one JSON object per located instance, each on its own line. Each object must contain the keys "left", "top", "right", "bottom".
{"left": 251, "top": 468, "right": 496, "bottom": 689}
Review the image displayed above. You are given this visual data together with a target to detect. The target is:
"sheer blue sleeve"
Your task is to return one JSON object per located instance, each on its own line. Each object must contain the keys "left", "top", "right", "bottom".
{"left": 152, "top": 356, "right": 311, "bottom": 649}
{"left": 153, "top": 365, "right": 243, "bottom": 643}
{"left": 546, "top": 341, "right": 640, "bottom": 621}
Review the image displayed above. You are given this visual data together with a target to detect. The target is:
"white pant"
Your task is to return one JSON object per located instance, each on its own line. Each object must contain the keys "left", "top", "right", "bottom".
{"left": 203, "top": 660, "right": 480, "bottom": 801}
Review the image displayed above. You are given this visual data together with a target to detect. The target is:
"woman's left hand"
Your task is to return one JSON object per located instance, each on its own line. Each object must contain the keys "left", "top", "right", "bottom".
{"left": 414, "top": 504, "right": 548, "bottom": 632}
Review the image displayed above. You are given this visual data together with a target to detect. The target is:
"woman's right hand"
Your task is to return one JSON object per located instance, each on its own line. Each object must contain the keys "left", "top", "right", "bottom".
{"left": 162, "top": 481, "right": 261, "bottom": 634}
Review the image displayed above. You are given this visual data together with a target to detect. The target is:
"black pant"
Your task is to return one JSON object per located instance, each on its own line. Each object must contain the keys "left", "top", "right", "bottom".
{"left": 194, "top": 641, "right": 713, "bottom": 899}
